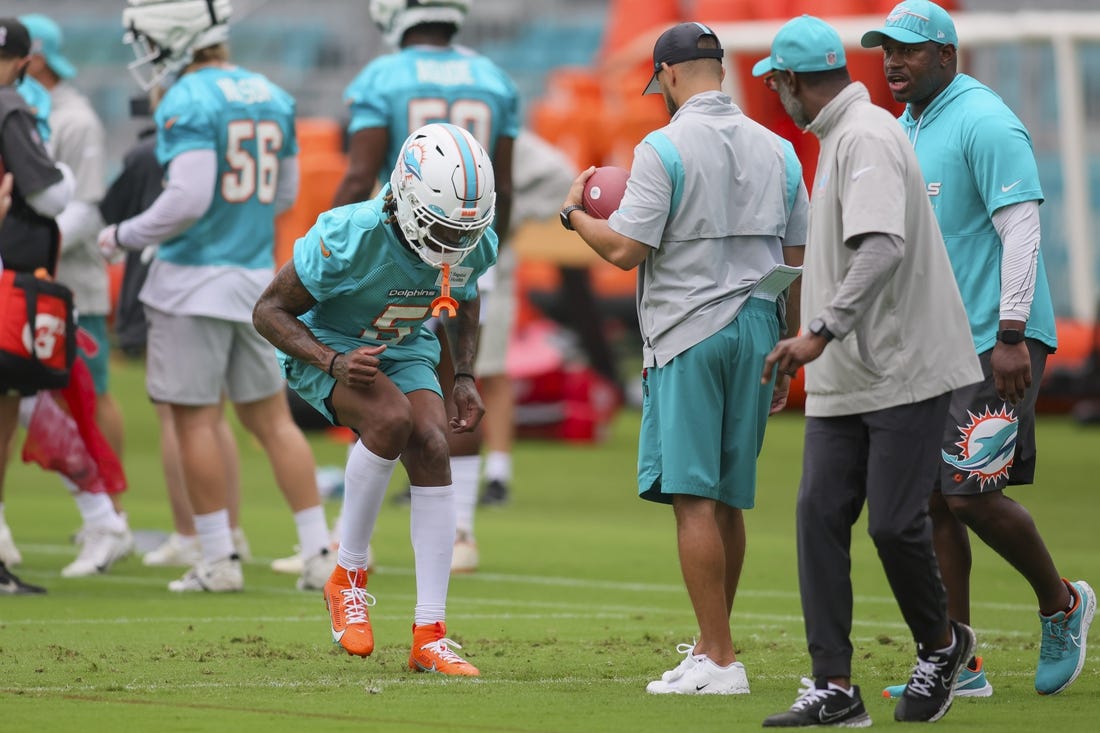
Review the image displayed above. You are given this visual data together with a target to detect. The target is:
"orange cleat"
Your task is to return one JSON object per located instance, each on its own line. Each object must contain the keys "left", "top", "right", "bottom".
{"left": 408, "top": 621, "right": 480, "bottom": 676}
{"left": 324, "top": 565, "right": 375, "bottom": 657}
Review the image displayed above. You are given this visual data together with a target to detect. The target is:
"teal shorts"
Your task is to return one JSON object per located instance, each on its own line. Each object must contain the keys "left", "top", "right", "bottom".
{"left": 279, "top": 337, "right": 443, "bottom": 427}
{"left": 77, "top": 315, "right": 110, "bottom": 395}
{"left": 637, "top": 298, "right": 780, "bottom": 509}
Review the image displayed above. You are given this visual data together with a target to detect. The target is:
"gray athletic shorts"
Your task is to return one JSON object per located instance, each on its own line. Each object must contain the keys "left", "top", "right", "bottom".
{"left": 939, "top": 339, "right": 1049, "bottom": 495}
{"left": 145, "top": 307, "right": 284, "bottom": 406}
{"left": 474, "top": 246, "right": 516, "bottom": 376}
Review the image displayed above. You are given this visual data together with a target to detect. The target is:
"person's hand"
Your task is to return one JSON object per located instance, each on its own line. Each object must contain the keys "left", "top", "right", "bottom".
{"left": 450, "top": 376, "right": 485, "bottom": 433}
{"left": 562, "top": 166, "right": 597, "bottom": 210}
{"left": 761, "top": 333, "right": 827, "bottom": 385}
{"left": 334, "top": 344, "right": 387, "bottom": 388}
{"left": 991, "top": 341, "right": 1031, "bottom": 405}
{"left": 769, "top": 372, "right": 791, "bottom": 415}
{"left": 97, "top": 224, "right": 121, "bottom": 260}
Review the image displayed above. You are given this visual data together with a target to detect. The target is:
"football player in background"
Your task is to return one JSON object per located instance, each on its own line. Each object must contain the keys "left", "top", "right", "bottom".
{"left": 330, "top": 0, "right": 519, "bottom": 573}
{"left": 21, "top": 13, "right": 135, "bottom": 578}
{"left": 253, "top": 122, "right": 496, "bottom": 676}
{"left": 97, "top": 0, "right": 334, "bottom": 593}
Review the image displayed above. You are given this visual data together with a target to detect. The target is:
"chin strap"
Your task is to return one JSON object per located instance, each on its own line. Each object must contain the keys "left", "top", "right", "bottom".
{"left": 431, "top": 262, "right": 458, "bottom": 317}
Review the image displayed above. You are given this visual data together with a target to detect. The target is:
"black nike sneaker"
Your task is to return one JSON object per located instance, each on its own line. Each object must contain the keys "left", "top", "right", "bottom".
{"left": 763, "top": 677, "right": 872, "bottom": 728}
{"left": 895, "top": 620, "right": 977, "bottom": 722}
{"left": 0, "top": 562, "right": 46, "bottom": 595}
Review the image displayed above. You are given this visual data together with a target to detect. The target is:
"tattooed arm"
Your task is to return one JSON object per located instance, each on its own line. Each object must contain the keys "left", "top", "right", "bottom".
{"left": 253, "top": 260, "right": 331, "bottom": 371}
{"left": 449, "top": 294, "right": 485, "bottom": 432}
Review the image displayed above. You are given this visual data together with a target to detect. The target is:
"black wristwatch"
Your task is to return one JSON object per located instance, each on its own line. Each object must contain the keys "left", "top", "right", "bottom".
{"left": 997, "top": 328, "right": 1025, "bottom": 345}
{"left": 560, "top": 204, "right": 585, "bottom": 231}
{"left": 808, "top": 317, "right": 835, "bottom": 342}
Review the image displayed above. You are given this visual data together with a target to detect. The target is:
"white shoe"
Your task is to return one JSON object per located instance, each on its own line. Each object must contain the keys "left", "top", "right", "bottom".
{"left": 272, "top": 543, "right": 372, "bottom": 575}
{"left": 297, "top": 548, "right": 337, "bottom": 590}
{"left": 451, "top": 534, "right": 479, "bottom": 573}
{"left": 232, "top": 527, "right": 252, "bottom": 563}
{"left": 61, "top": 526, "right": 133, "bottom": 577}
{"left": 646, "top": 650, "right": 750, "bottom": 695}
{"left": 168, "top": 556, "right": 244, "bottom": 592}
{"left": 0, "top": 522, "right": 22, "bottom": 567}
{"left": 143, "top": 532, "right": 201, "bottom": 567}
{"left": 271, "top": 549, "right": 304, "bottom": 575}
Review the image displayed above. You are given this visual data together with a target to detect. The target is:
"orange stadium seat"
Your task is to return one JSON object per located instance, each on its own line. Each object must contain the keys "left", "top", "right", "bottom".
{"left": 274, "top": 118, "right": 347, "bottom": 267}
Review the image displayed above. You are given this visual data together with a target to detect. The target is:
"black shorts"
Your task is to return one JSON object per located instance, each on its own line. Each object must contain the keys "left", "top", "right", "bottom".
{"left": 938, "top": 339, "right": 1049, "bottom": 495}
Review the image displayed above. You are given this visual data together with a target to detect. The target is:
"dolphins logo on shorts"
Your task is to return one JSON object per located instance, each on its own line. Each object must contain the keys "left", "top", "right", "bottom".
{"left": 942, "top": 406, "right": 1018, "bottom": 488}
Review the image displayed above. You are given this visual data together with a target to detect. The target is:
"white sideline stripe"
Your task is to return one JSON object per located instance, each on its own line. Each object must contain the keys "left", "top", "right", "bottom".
{"left": 15, "top": 545, "right": 1045, "bottom": 615}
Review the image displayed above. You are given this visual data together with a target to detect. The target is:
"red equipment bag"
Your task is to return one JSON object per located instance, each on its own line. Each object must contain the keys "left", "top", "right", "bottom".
{"left": 0, "top": 268, "right": 76, "bottom": 392}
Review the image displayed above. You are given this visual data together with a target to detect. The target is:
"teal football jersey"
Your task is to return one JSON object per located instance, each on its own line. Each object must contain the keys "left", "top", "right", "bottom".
{"left": 292, "top": 188, "right": 498, "bottom": 361}
{"left": 900, "top": 74, "right": 1056, "bottom": 352}
{"left": 343, "top": 45, "right": 520, "bottom": 185}
{"left": 155, "top": 66, "right": 298, "bottom": 270}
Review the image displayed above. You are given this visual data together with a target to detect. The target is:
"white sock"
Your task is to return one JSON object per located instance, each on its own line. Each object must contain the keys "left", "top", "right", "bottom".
{"left": 484, "top": 450, "right": 511, "bottom": 483}
{"left": 194, "top": 509, "right": 235, "bottom": 563}
{"left": 74, "top": 491, "right": 125, "bottom": 531}
{"left": 827, "top": 682, "right": 855, "bottom": 696}
{"left": 0, "top": 502, "right": 6, "bottom": 525}
{"left": 337, "top": 441, "right": 397, "bottom": 571}
{"left": 410, "top": 484, "right": 455, "bottom": 625}
{"left": 450, "top": 455, "right": 480, "bottom": 537}
{"left": 293, "top": 504, "right": 330, "bottom": 559}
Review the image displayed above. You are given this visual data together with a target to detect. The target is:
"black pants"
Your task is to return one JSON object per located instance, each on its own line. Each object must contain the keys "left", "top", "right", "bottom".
{"left": 797, "top": 393, "right": 951, "bottom": 679}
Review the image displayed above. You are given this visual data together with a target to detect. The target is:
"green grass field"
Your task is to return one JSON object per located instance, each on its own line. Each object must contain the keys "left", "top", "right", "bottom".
{"left": 1, "top": 356, "right": 1097, "bottom": 732}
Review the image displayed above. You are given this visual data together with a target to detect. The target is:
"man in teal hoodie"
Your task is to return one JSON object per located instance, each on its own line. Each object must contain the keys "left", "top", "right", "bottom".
{"left": 863, "top": 0, "right": 1094, "bottom": 700}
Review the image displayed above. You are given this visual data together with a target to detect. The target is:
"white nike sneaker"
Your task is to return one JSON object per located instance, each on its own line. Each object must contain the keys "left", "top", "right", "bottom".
{"left": 646, "top": 652, "right": 750, "bottom": 695}
{"left": 0, "top": 522, "right": 22, "bottom": 567}
{"left": 168, "top": 556, "right": 244, "bottom": 592}
{"left": 61, "top": 526, "right": 133, "bottom": 577}
{"left": 273, "top": 543, "right": 372, "bottom": 575}
{"left": 143, "top": 532, "right": 201, "bottom": 567}
{"left": 231, "top": 527, "right": 252, "bottom": 563}
{"left": 297, "top": 548, "right": 337, "bottom": 591}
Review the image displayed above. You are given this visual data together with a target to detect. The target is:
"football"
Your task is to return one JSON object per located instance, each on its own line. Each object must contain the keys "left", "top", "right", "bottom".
{"left": 582, "top": 166, "right": 630, "bottom": 220}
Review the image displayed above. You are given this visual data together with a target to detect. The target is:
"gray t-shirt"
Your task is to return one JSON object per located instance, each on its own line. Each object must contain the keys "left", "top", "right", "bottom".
{"left": 609, "top": 91, "right": 808, "bottom": 367}
{"left": 801, "top": 83, "right": 981, "bottom": 416}
{"left": 49, "top": 83, "right": 108, "bottom": 314}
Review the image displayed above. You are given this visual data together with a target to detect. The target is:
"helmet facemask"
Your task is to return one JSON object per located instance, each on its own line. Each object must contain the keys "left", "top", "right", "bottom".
{"left": 121, "top": 0, "right": 232, "bottom": 91}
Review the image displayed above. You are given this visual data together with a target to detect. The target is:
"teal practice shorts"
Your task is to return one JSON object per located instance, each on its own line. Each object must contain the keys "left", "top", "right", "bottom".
{"left": 637, "top": 298, "right": 779, "bottom": 509}
{"left": 280, "top": 344, "right": 442, "bottom": 427}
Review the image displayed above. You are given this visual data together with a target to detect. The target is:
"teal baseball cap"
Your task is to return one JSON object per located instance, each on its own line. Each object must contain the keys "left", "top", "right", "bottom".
{"left": 860, "top": 0, "right": 958, "bottom": 48}
{"left": 751, "top": 15, "right": 847, "bottom": 78}
{"left": 19, "top": 14, "right": 76, "bottom": 80}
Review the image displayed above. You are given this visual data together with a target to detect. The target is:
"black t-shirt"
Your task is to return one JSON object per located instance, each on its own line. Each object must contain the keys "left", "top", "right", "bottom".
{"left": 0, "top": 85, "right": 62, "bottom": 274}
{"left": 100, "top": 128, "right": 163, "bottom": 355}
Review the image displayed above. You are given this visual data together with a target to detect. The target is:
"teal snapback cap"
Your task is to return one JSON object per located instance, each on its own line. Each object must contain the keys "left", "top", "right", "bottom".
{"left": 861, "top": 0, "right": 958, "bottom": 48}
{"left": 751, "top": 15, "right": 847, "bottom": 78}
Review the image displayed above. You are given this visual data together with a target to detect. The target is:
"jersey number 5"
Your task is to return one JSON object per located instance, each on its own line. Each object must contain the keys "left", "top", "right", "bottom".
{"left": 222, "top": 119, "right": 284, "bottom": 204}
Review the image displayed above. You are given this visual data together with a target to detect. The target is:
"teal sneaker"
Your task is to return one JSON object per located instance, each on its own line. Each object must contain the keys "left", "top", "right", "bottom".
{"left": 1036, "top": 579, "right": 1096, "bottom": 695}
{"left": 882, "top": 656, "right": 992, "bottom": 699}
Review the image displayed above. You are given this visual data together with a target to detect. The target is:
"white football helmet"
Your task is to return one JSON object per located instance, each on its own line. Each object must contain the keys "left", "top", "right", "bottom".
{"left": 369, "top": 0, "right": 470, "bottom": 49}
{"left": 121, "top": 0, "right": 232, "bottom": 91}
{"left": 390, "top": 123, "right": 495, "bottom": 269}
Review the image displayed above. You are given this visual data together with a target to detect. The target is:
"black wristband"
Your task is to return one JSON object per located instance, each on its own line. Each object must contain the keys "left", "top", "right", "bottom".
{"left": 327, "top": 352, "right": 341, "bottom": 377}
{"left": 454, "top": 372, "right": 476, "bottom": 382}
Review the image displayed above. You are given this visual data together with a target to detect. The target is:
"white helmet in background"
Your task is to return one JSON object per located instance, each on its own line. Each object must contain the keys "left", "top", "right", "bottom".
{"left": 121, "top": 0, "right": 232, "bottom": 90}
{"left": 368, "top": 0, "right": 470, "bottom": 49}
{"left": 390, "top": 123, "right": 495, "bottom": 269}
